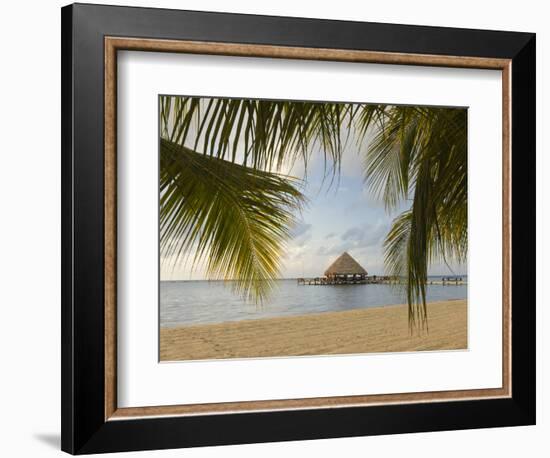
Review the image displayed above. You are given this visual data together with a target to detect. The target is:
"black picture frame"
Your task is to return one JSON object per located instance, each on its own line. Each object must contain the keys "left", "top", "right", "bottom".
{"left": 61, "top": 3, "right": 536, "bottom": 454}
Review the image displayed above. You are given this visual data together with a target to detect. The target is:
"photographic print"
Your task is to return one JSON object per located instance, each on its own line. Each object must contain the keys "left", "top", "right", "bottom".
{"left": 159, "top": 96, "right": 468, "bottom": 362}
{"left": 62, "top": 8, "right": 535, "bottom": 451}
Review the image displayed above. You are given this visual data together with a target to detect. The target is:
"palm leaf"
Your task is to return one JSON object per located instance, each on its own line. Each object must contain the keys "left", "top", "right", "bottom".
{"left": 160, "top": 138, "right": 305, "bottom": 303}
{"left": 364, "top": 106, "right": 467, "bottom": 328}
{"left": 160, "top": 95, "right": 355, "bottom": 177}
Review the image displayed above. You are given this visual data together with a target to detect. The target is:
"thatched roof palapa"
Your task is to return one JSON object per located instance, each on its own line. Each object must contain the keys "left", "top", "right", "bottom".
{"left": 324, "top": 252, "right": 368, "bottom": 276}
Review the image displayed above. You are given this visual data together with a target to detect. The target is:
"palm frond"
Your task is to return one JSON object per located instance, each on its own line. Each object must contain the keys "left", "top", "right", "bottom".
{"left": 160, "top": 95, "right": 356, "bottom": 178}
{"left": 364, "top": 106, "right": 468, "bottom": 328}
{"left": 160, "top": 138, "right": 305, "bottom": 303}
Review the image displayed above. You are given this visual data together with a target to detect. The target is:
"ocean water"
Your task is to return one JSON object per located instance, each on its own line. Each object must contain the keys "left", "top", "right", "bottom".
{"left": 160, "top": 278, "right": 467, "bottom": 327}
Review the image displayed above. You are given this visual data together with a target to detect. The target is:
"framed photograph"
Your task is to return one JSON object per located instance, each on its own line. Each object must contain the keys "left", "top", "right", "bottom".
{"left": 61, "top": 3, "right": 536, "bottom": 454}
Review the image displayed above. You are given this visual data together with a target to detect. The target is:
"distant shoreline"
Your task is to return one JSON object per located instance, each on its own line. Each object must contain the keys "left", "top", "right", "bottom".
{"left": 160, "top": 299, "right": 467, "bottom": 361}
{"left": 160, "top": 276, "right": 468, "bottom": 283}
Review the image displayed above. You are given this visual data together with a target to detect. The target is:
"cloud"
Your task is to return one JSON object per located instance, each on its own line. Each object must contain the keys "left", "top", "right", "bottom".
{"left": 315, "top": 245, "right": 329, "bottom": 256}
{"left": 289, "top": 221, "right": 313, "bottom": 248}
{"left": 315, "top": 220, "right": 390, "bottom": 259}
{"left": 316, "top": 241, "right": 357, "bottom": 257}
{"left": 291, "top": 222, "right": 312, "bottom": 238}
{"left": 341, "top": 221, "right": 388, "bottom": 247}
{"left": 341, "top": 226, "right": 365, "bottom": 242}
{"left": 325, "top": 232, "right": 336, "bottom": 239}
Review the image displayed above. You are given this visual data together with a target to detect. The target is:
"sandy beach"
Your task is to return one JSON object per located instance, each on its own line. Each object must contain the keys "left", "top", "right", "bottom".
{"left": 160, "top": 299, "right": 467, "bottom": 361}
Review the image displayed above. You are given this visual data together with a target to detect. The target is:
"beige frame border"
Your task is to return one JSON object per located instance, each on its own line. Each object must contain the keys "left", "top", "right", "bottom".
{"left": 104, "top": 37, "right": 512, "bottom": 421}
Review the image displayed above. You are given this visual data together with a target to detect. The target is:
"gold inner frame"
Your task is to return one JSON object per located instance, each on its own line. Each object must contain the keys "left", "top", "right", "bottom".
{"left": 104, "top": 37, "right": 512, "bottom": 421}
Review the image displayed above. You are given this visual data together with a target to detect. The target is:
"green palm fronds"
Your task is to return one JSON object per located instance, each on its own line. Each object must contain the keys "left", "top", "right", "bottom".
{"left": 160, "top": 139, "right": 305, "bottom": 303}
{"left": 160, "top": 95, "right": 355, "bottom": 175}
{"left": 362, "top": 106, "right": 467, "bottom": 328}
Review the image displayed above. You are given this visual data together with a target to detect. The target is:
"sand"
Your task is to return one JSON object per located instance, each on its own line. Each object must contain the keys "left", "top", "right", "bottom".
{"left": 160, "top": 299, "right": 467, "bottom": 361}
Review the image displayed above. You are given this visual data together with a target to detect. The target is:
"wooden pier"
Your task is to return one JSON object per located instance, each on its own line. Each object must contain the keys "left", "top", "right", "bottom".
{"left": 297, "top": 275, "right": 397, "bottom": 286}
{"left": 303, "top": 252, "right": 466, "bottom": 286}
{"left": 427, "top": 277, "right": 467, "bottom": 286}
{"left": 297, "top": 276, "right": 466, "bottom": 286}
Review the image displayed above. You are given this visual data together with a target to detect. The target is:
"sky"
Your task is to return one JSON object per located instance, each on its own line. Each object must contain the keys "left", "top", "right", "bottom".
{"left": 280, "top": 147, "right": 402, "bottom": 278}
{"left": 160, "top": 99, "right": 467, "bottom": 280}
{"left": 269, "top": 142, "right": 464, "bottom": 278}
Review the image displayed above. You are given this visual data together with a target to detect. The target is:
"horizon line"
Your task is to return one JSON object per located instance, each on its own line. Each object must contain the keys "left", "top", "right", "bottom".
{"left": 160, "top": 274, "right": 468, "bottom": 282}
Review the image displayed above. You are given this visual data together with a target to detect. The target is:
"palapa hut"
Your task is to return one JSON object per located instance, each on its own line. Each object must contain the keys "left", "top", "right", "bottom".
{"left": 324, "top": 252, "right": 368, "bottom": 283}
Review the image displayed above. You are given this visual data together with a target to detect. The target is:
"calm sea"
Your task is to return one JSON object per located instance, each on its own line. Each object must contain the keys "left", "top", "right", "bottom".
{"left": 160, "top": 278, "right": 467, "bottom": 327}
